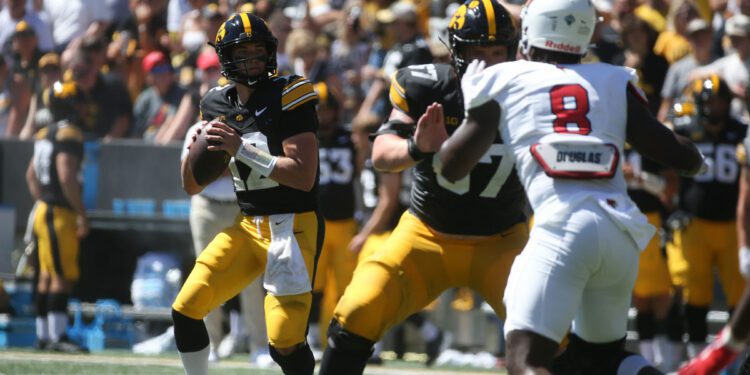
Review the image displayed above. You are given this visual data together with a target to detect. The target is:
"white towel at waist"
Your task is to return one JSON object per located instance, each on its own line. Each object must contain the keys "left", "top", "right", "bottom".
{"left": 263, "top": 213, "right": 311, "bottom": 296}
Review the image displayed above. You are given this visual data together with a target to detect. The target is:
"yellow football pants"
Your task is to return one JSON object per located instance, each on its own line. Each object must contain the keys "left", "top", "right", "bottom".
{"left": 671, "top": 217, "right": 743, "bottom": 306}
{"left": 333, "top": 211, "right": 528, "bottom": 341}
{"left": 173, "top": 211, "right": 322, "bottom": 348}
{"left": 633, "top": 212, "right": 672, "bottom": 298}
{"left": 34, "top": 202, "right": 80, "bottom": 281}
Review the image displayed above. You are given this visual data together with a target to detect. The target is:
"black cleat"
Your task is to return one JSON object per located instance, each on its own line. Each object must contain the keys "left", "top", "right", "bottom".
{"left": 49, "top": 336, "right": 89, "bottom": 353}
{"left": 34, "top": 339, "right": 50, "bottom": 351}
{"left": 425, "top": 331, "right": 450, "bottom": 367}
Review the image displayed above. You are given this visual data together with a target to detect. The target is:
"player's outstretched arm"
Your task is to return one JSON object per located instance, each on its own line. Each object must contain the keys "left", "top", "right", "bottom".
{"left": 372, "top": 110, "right": 418, "bottom": 172}
{"left": 438, "top": 100, "right": 500, "bottom": 182}
{"left": 625, "top": 89, "right": 704, "bottom": 176}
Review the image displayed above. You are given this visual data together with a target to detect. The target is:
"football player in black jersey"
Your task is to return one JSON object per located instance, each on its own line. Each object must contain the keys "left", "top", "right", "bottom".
{"left": 171, "top": 13, "right": 321, "bottom": 375}
{"left": 308, "top": 82, "right": 358, "bottom": 354}
{"left": 26, "top": 81, "right": 88, "bottom": 353}
{"left": 678, "top": 122, "right": 750, "bottom": 375}
{"left": 319, "top": 1, "right": 528, "bottom": 373}
{"left": 671, "top": 75, "right": 748, "bottom": 361}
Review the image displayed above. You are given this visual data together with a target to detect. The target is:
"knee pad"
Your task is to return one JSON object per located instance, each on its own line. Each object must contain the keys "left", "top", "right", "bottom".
{"left": 684, "top": 304, "right": 709, "bottom": 342}
{"left": 35, "top": 292, "right": 49, "bottom": 316}
{"left": 270, "top": 343, "right": 315, "bottom": 375}
{"left": 47, "top": 293, "right": 68, "bottom": 313}
{"left": 318, "top": 319, "right": 374, "bottom": 375}
{"left": 636, "top": 312, "right": 655, "bottom": 340}
{"left": 172, "top": 309, "right": 209, "bottom": 352}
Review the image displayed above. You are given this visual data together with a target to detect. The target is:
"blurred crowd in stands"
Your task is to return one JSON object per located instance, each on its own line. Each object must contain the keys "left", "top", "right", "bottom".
{"left": 0, "top": 0, "right": 747, "bottom": 144}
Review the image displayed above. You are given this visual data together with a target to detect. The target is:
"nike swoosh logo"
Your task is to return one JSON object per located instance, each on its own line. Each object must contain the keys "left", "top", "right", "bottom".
{"left": 274, "top": 221, "right": 285, "bottom": 226}
{"left": 293, "top": 231, "right": 303, "bottom": 234}
{"left": 255, "top": 107, "right": 267, "bottom": 117}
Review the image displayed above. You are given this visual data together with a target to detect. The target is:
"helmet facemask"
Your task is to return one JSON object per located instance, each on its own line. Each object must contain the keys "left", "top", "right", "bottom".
{"left": 212, "top": 13, "right": 279, "bottom": 87}
{"left": 216, "top": 40, "right": 278, "bottom": 86}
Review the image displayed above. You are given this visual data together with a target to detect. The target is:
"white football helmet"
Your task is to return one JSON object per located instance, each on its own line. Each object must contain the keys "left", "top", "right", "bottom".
{"left": 520, "top": 0, "right": 597, "bottom": 56}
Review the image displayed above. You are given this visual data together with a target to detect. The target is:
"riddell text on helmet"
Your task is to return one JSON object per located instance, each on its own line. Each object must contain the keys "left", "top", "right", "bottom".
{"left": 545, "top": 40, "right": 581, "bottom": 53}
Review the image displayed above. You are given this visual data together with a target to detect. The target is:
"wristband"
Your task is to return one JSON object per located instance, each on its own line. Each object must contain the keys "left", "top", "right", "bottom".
{"left": 407, "top": 136, "right": 432, "bottom": 162}
{"left": 236, "top": 139, "right": 278, "bottom": 177}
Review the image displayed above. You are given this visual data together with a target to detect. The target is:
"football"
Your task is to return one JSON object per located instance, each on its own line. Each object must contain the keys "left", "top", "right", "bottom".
{"left": 188, "top": 125, "right": 230, "bottom": 186}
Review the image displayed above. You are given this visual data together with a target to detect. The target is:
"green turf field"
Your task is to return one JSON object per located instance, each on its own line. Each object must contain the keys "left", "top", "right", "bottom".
{"left": 0, "top": 349, "right": 505, "bottom": 375}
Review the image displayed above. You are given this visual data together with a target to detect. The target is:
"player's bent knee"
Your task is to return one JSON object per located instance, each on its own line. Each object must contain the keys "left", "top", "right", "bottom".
{"left": 172, "top": 281, "right": 214, "bottom": 320}
{"left": 332, "top": 261, "right": 399, "bottom": 341}
{"left": 172, "top": 309, "right": 209, "bottom": 352}
{"left": 318, "top": 319, "right": 374, "bottom": 375}
{"left": 266, "top": 293, "right": 311, "bottom": 348}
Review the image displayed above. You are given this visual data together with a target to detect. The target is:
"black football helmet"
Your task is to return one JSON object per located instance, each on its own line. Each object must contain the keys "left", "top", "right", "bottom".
{"left": 211, "top": 12, "right": 278, "bottom": 86}
{"left": 691, "top": 74, "right": 732, "bottom": 125}
{"left": 447, "top": 0, "right": 518, "bottom": 75}
{"left": 43, "top": 81, "right": 85, "bottom": 126}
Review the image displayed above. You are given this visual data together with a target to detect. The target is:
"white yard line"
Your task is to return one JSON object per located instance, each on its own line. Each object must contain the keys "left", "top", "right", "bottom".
{"left": 0, "top": 351, "right": 499, "bottom": 374}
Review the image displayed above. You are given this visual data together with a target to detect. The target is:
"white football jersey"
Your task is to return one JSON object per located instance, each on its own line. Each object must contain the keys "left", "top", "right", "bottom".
{"left": 464, "top": 61, "right": 655, "bottom": 249}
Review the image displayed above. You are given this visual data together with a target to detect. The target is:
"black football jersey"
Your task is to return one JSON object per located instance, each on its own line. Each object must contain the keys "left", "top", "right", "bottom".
{"left": 676, "top": 119, "right": 747, "bottom": 220}
{"left": 32, "top": 122, "right": 84, "bottom": 208}
{"left": 378, "top": 63, "right": 527, "bottom": 236}
{"left": 318, "top": 126, "right": 356, "bottom": 220}
{"left": 200, "top": 75, "right": 319, "bottom": 216}
{"left": 624, "top": 149, "right": 665, "bottom": 214}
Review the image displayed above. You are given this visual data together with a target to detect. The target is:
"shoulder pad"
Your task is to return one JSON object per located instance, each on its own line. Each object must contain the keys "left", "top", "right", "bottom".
{"left": 200, "top": 84, "right": 234, "bottom": 121}
{"left": 56, "top": 124, "right": 83, "bottom": 143}
{"left": 389, "top": 64, "right": 455, "bottom": 117}
{"left": 281, "top": 76, "right": 318, "bottom": 111}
